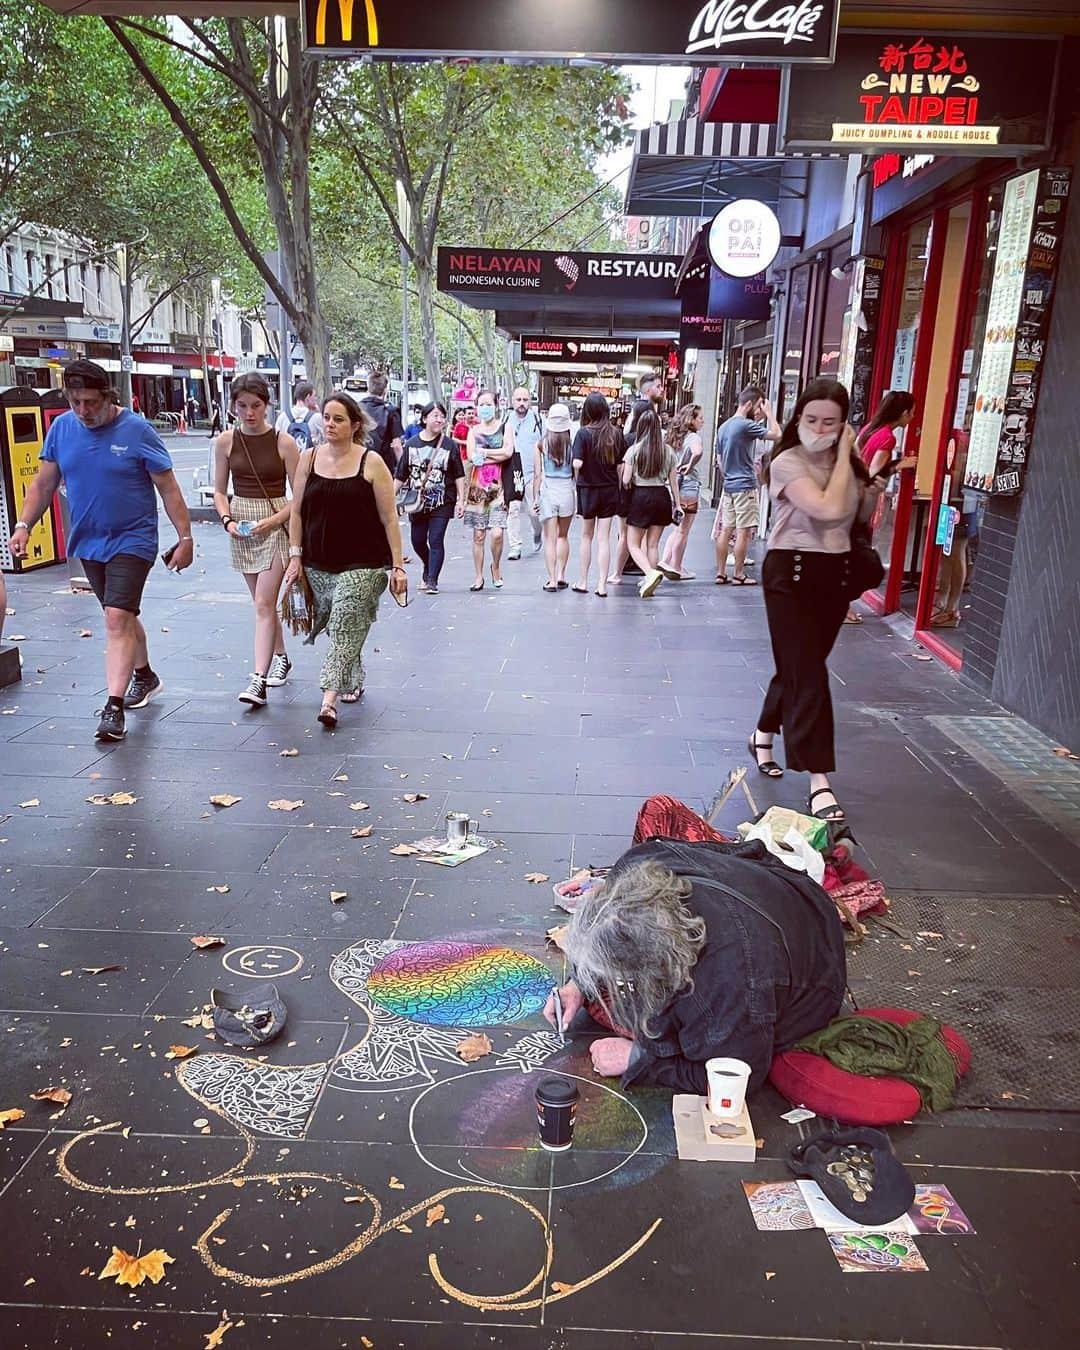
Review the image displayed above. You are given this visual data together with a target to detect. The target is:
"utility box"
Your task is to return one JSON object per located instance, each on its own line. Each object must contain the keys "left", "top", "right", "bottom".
{"left": 0, "top": 387, "right": 66, "bottom": 572}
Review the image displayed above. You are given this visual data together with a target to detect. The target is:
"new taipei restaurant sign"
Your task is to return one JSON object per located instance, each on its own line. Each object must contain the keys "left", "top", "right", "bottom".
{"left": 303, "top": 0, "right": 840, "bottom": 64}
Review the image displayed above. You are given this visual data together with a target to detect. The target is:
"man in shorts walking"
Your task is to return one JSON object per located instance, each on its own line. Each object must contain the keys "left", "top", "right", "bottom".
{"left": 10, "top": 360, "right": 193, "bottom": 741}
{"left": 713, "top": 386, "right": 780, "bottom": 585}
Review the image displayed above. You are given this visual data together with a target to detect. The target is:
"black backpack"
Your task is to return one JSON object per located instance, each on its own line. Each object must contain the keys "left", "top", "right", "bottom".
{"left": 361, "top": 396, "right": 393, "bottom": 470}
{"left": 286, "top": 409, "right": 315, "bottom": 451}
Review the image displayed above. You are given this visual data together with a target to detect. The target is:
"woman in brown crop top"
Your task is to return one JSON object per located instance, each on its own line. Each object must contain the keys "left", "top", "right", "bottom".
{"left": 284, "top": 393, "right": 407, "bottom": 729}
{"left": 213, "top": 372, "right": 301, "bottom": 709}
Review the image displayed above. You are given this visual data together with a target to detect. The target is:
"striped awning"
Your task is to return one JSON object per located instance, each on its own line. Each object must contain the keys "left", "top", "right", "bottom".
{"left": 634, "top": 118, "right": 779, "bottom": 159}
{"left": 625, "top": 117, "right": 786, "bottom": 219}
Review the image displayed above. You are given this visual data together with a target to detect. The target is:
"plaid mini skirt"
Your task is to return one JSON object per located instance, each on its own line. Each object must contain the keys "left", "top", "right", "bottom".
{"left": 228, "top": 495, "right": 289, "bottom": 573}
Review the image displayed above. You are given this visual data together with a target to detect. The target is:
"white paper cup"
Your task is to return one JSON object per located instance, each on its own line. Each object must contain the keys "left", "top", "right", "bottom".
{"left": 705, "top": 1057, "right": 751, "bottom": 1118}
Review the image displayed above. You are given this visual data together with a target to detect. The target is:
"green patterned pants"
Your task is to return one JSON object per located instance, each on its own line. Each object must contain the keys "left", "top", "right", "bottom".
{"left": 304, "top": 565, "right": 388, "bottom": 694}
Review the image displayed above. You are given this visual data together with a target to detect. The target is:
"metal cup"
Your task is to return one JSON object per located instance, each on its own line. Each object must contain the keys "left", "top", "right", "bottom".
{"left": 445, "top": 811, "right": 476, "bottom": 844}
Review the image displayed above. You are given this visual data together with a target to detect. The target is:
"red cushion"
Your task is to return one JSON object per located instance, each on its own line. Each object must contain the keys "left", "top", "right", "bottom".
{"left": 768, "top": 1006, "right": 972, "bottom": 1125}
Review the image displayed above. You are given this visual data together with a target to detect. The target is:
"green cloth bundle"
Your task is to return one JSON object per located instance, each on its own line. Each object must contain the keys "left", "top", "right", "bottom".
{"left": 793, "top": 1013, "right": 958, "bottom": 1112}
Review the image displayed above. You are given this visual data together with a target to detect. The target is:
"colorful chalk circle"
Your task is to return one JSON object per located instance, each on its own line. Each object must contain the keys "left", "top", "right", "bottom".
{"left": 365, "top": 941, "right": 552, "bottom": 1027}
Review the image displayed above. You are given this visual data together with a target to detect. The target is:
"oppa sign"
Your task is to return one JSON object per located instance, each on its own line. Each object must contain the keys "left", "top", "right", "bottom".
{"left": 707, "top": 201, "right": 782, "bottom": 278}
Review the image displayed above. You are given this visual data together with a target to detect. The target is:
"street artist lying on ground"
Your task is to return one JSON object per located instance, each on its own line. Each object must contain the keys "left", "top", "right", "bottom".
{"left": 543, "top": 796, "right": 847, "bottom": 1095}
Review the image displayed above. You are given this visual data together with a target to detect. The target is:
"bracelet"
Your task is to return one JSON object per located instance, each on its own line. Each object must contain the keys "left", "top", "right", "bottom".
{"left": 220, "top": 515, "right": 234, "bottom": 530}
{"left": 180, "top": 535, "right": 193, "bottom": 541}
{"left": 14, "top": 521, "right": 30, "bottom": 532}
{"left": 288, "top": 546, "right": 303, "bottom": 558}
{"left": 391, "top": 565, "right": 407, "bottom": 574}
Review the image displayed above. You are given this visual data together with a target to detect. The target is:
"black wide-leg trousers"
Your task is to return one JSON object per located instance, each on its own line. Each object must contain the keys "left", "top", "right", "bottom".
{"left": 758, "top": 549, "right": 851, "bottom": 774}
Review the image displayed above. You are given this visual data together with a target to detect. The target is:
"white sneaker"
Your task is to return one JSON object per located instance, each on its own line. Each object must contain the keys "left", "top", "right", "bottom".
{"left": 265, "top": 653, "right": 291, "bottom": 687}
{"left": 638, "top": 569, "right": 664, "bottom": 598}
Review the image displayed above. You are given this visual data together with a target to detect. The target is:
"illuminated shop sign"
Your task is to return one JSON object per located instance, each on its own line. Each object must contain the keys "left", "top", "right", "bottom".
{"left": 437, "top": 249, "right": 681, "bottom": 299}
{"left": 782, "top": 31, "right": 1058, "bottom": 156}
{"left": 521, "top": 336, "right": 638, "bottom": 365}
{"left": 707, "top": 200, "right": 782, "bottom": 278}
{"left": 303, "top": 0, "right": 839, "bottom": 64}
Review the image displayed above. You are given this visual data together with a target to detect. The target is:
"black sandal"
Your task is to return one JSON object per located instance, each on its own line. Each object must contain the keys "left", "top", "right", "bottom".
{"left": 748, "top": 736, "right": 783, "bottom": 778}
{"left": 317, "top": 702, "right": 338, "bottom": 729}
{"left": 808, "top": 786, "right": 845, "bottom": 822}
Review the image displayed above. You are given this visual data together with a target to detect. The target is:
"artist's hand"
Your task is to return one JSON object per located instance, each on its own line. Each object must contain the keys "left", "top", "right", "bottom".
{"left": 543, "top": 979, "right": 583, "bottom": 1030}
{"left": 168, "top": 538, "right": 194, "bottom": 571}
{"left": 590, "top": 1036, "right": 633, "bottom": 1077}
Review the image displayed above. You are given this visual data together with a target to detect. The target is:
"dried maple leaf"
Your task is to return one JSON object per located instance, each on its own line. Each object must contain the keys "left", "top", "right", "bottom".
{"left": 349, "top": 801, "right": 370, "bottom": 812}
{"left": 330, "top": 890, "right": 348, "bottom": 904}
{"left": 268, "top": 799, "right": 304, "bottom": 811}
{"left": 209, "top": 794, "right": 242, "bottom": 808}
{"left": 278, "top": 748, "right": 299, "bottom": 757}
{"left": 389, "top": 843, "right": 419, "bottom": 856}
{"left": 425, "top": 1203, "right": 446, "bottom": 1228}
{"left": 191, "top": 935, "right": 225, "bottom": 949}
{"left": 388, "top": 1176, "right": 405, "bottom": 1190}
{"left": 86, "top": 792, "right": 136, "bottom": 806}
{"left": 360, "top": 1338, "right": 374, "bottom": 1350}
{"left": 18, "top": 799, "right": 39, "bottom": 809}
{"left": 524, "top": 872, "right": 550, "bottom": 884}
{"left": 351, "top": 825, "right": 374, "bottom": 838}
{"left": 455, "top": 1032, "right": 493, "bottom": 1063}
{"left": 29, "top": 1087, "right": 72, "bottom": 1109}
{"left": 164, "top": 1045, "right": 197, "bottom": 1060}
{"left": 546, "top": 923, "right": 569, "bottom": 952}
{"left": 205, "top": 1318, "right": 235, "bottom": 1348}
{"left": 82, "top": 965, "right": 124, "bottom": 975}
{"left": 0, "top": 1108, "right": 26, "bottom": 1129}
{"left": 551, "top": 1280, "right": 574, "bottom": 1294}
{"left": 402, "top": 792, "right": 429, "bottom": 804}
{"left": 98, "top": 1246, "right": 174, "bottom": 1287}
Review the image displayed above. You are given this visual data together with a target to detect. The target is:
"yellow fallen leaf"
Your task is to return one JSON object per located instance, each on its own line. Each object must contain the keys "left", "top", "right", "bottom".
{"left": 77, "top": 628, "right": 92, "bottom": 638}
{"left": 455, "top": 1032, "right": 493, "bottom": 1063}
{"left": 164, "top": 1045, "right": 197, "bottom": 1060}
{"left": 86, "top": 791, "right": 138, "bottom": 806}
{"left": 551, "top": 1280, "right": 574, "bottom": 1293}
{"left": 425, "top": 1203, "right": 446, "bottom": 1228}
{"left": 524, "top": 872, "right": 550, "bottom": 884}
{"left": 351, "top": 825, "right": 374, "bottom": 838}
{"left": 402, "top": 792, "right": 429, "bottom": 804}
{"left": 546, "top": 923, "right": 569, "bottom": 951}
{"left": 0, "top": 1108, "right": 26, "bottom": 1129}
{"left": 279, "top": 748, "right": 299, "bottom": 757}
{"left": 360, "top": 1338, "right": 374, "bottom": 1349}
{"left": 388, "top": 1176, "right": 405, "bottom": 1190}
{"left": 124, "top": 1215, "right": 136, "bottom": 1229}
{"left": 205, "top": 1318, "right": 235, "bottom": 1348}
{"left": 765, "top": 1271, "right": 776, "bottom": 1281}
{"left": 330, "top": 890, "right": 348, "bottom": 903}
{"left": 18, "top": 799, "right": 39, "bottom": 809}
{"left": 205, "top": 885, "right": 230, "bottom": 894}
{"left": 268, "top": 799, "right": 304, "bottom": 811}
{"left": 98, "top": 1246, "right": 174, "bottom": 1288}
{"left": 333, "top": 774, "right": 349, "bottom": 782}
{"left": 349, "top": 801, "right": 370, "bottom": 812}
{"left": 191, "top": 935, "right": 225, "bottom": 949}
{"left": 29, "top": 1086, "right": 72, "bottom": 1109}
{"left": 209, "top": 794, "right": 242, "bottom": 808}
{"left": 389, "top": 843, "right": 419, "bottom": 856}
{"left": 1052, "top": 746, "right": 1078, "bottom": 759}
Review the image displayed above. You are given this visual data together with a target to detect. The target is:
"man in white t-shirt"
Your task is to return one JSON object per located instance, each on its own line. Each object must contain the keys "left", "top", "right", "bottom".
{"left": 274, "top": 380, "right": 324, "bottom": 452}
{"left": 505, "top": 386, "right": 544, "bottom": 558}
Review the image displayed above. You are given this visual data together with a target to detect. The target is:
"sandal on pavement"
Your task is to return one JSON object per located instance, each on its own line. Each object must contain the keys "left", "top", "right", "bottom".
{"left": 490, "top": 567, "right": 504, "bottom": 589}
{"left": 715, "top": 574, "right": 729, "bottom": 585}
{"left": 730, "top": 573, "right": 757, "bottom": 586}
{"left": 843, "top": 610, "right": 863, "bottom": 624}
{"left": 542, "top": 581, "right": 558, "bottom": 592}
{"left": 317, "top": 702, "right": 338, "bottom": 729}
{"left": 557, "top": 580, "right": 568, "bottom": 589}
{"left": 595, "top": 588, "right": 607, "bottom": 598}
{"left": 341, "top": 689, "right": 363, "bottom": 704}
{"left": 470, "top": 579, "right": 485, "bottom": 592}
{"left": 748, "top": 736, "right": 784, "bottom": 778}
{"left": 571, "top": 584, "right": 588, "bottom": 593}
{"left": 808, "top": 786, "right": 845, "bottom": 822}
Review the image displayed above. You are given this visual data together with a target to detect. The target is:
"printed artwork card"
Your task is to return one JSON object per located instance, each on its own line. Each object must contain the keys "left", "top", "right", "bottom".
{"left": 909, "top": 1184, "right": 977, "bottom": 1235}
{"left": 827, "top": 1231, "right": 928, "bottom": 1273}
{"left": 742, "top": 1181, "right": 815, "bottom": 1231}
{"left": 796, "top": 1181, "right": 918, "bottom": 1235}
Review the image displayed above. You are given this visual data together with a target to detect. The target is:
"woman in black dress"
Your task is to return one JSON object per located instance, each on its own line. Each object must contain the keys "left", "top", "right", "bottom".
{"left": 571, "top": 392, "right": 627, "bottom": 597}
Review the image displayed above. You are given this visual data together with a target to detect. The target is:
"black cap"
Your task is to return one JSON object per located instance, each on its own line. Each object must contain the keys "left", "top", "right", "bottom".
{"left": 62, "top": 359, "right": 112, "bottom": 393}
{"left": 210, "top": 983, "right": 287, "bottom": 1048}
{"left": 787, "top": 1127, "right": 915, "bottom": 1226}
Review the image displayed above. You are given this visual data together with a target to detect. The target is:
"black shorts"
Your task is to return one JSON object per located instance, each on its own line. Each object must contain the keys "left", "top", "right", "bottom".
{"left": 80, "top": 553, "right": 155, "bottom": 615}
{"left": 626, "top": 485, "right": 673, "bottom": 530}
{"left": 576, "top": 485, "right": 622, "bottom": 520}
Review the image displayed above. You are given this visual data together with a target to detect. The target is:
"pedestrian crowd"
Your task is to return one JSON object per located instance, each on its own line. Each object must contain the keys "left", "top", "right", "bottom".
{"left": 8, "top": 358, "right": 918, "bottom": 828}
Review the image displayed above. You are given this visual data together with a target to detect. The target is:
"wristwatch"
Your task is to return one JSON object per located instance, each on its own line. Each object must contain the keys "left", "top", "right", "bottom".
{"left": 288, "top": 545, "right": 303, "bottom": 558}
{"left": 13, "top": 521, "right": 30, "bottom": 532}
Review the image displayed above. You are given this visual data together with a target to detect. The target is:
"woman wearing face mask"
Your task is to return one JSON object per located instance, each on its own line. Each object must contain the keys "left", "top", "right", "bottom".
{"left": 750, "top": 379, "right": 886, "bottom": 823}
{"left": 395, "top": 401, "right": 465, "bottom": 595}
{"left": 463, "top": 390, "right": 515, "bottom": 591}
{"left": 213, "top": 372, "right": 301, "bottom": 709}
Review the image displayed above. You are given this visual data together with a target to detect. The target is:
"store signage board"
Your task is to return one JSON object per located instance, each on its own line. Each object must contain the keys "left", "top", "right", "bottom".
{"left": 521, "top": 335, "right": 637, "bottom": 365}
{"left": 707, "top": 200, "right": 782, "bottom": 279}
{"left": 782, "top": 31, "right": 1059, "bottom": 156}
{"left": 836, "top": 255, "right": 884, "bottom": 429}
{"left": 680, "top": 268, "right": 772, "bottom": 349}
{"left": 438, "top": 248, "right": 682, "bottom": 300}
{"left": 964, "top": 168, "right": 1070, "bottom": 496}
{"left": 303, "top": 0, "right": 840, "bottom": 63}
{"left": 869, "top": 153, "right": 981, "bottom": 224}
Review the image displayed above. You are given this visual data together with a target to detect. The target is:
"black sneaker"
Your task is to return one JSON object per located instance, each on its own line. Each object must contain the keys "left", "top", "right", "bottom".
{"left": 265, "top": 653, "right": 291, "bottom": 687}
{"left": 124, "top": 670, "right": 162, "bottom": 709}
{"left": 238, "top": 675, "right": 268, "bottom": 707}
{"left": 95, "top": 703, "right": 126, "bottom": 741}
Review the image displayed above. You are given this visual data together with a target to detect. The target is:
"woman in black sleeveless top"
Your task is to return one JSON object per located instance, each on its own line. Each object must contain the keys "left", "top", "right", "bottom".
{"left": 284, "top": 393, "right": 407, "bottom": 728}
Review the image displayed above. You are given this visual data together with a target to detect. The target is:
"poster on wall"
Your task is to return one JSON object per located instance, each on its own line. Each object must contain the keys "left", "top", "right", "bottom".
{"left": 964, "top": 168, "right": 1071, "bottom": 495}
{"left": 781, "top": 31, "right": 1059, "bottom": 156}
{"left": 836, "top": 255, "right": 884, "bottom": 429}
{"left": 680, "top": 268, "right": 772, "bottom": 350}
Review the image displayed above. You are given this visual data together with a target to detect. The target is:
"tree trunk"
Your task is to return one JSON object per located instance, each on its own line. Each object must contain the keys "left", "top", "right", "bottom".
{"left": 413, "top": 255, "right": 443, "bottom": 400}
{"left": 480, "top": 310, "right": 497, "bottom": 392}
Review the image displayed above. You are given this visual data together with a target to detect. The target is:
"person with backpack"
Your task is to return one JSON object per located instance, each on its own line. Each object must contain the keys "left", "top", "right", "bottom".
{"left": 359, "top": 371, "right": 404, "bottom": 474}
{"left": 505, "top": 386, "right": 544, "bottom": 558}
{"left": 275, "top": 380, "right": 324, "bottom": 452}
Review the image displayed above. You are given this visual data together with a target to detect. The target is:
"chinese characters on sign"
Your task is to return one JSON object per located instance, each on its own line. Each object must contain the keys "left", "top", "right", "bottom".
{"left": 964, "top": 169, "right": 1071, "bottom": 496}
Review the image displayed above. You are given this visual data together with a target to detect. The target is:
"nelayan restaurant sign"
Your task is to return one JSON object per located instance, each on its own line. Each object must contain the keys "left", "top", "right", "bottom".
{"left": 521, "top": 336, "right": 638, "bottom": 365}
{"left": 303, "top": 0, "right": 840, "bottom": 64}
{"left": 782, "top": 31, "right": 1059, "bottom": 155}
{"left": 438, "top": 249, "right": 682, "bottom": 300}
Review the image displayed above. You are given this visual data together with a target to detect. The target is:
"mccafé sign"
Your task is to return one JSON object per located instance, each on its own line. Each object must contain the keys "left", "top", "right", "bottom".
{"left": 782, "top": 31, "right": 1058, "bottom": 156}
{"left": 303, "top": 0, "right": 839, "bottom": 64}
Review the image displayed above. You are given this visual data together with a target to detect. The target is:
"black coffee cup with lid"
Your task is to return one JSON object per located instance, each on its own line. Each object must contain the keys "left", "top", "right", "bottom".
{"left": 535, "top": 1075, "right": 579, "bottom": 1151}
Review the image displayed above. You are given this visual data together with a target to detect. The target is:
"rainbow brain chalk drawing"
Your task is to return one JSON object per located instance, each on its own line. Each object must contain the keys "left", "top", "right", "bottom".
{"left": 365, "top": 941, "right": 553, "bottom": 1026}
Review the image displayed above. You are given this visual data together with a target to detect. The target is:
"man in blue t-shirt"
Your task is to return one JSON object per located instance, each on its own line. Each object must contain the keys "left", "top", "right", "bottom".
{"left": 10, "top": 360, "right": 193, "bottom": 742}
{"left": 713, "top": 385, "right": 781, "bottom": 585}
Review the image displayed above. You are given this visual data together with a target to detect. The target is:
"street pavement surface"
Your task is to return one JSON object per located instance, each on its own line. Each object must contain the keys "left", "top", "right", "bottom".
{"left": 2, "top": 509, "right": 1078, "bottom": 1349}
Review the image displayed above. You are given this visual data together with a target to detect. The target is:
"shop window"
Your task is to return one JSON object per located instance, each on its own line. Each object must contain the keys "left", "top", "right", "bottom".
{"left": 817, "top": 252, "right": 851, "bottom": 378}
{"left": 780, "top": 264, "right": 810, "bottom": 419}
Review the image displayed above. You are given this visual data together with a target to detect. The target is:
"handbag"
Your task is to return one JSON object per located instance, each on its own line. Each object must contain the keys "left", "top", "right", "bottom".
{"left": 846, "top": 518, "right": 885, "bottom": 599}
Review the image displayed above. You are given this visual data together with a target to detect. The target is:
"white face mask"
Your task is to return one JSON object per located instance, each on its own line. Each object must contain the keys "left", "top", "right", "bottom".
{"left": 797, "top": 426, "right": 838, "bottom": 454}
